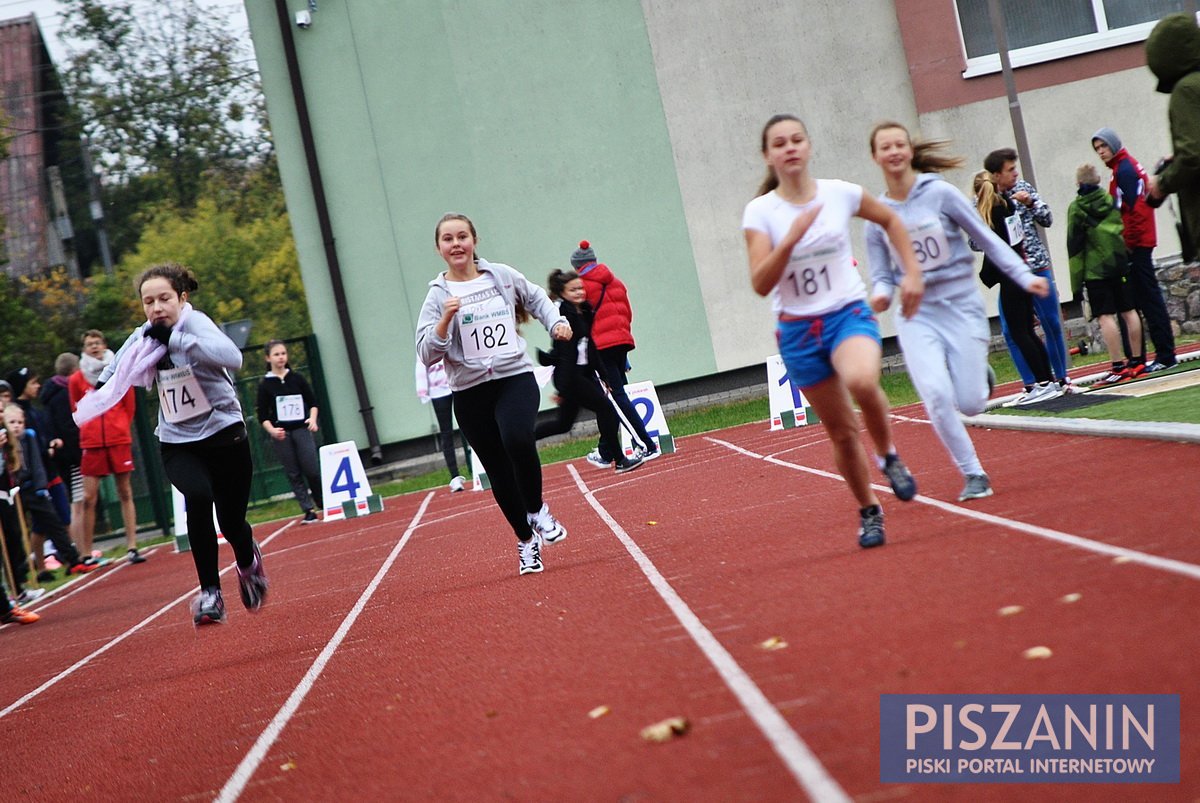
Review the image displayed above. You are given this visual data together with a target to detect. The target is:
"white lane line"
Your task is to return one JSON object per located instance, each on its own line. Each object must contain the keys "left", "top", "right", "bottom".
{"left": 566, "top": 465, "right": 851, "bottom": 803}
{"left": 709, "top": 437, "right": 1200, "bottom": 582}
{"left": 216, "top": 491, "right": 434, "bottom": 803}
{"left": 0, "top": 521, "right": 297, "bottom": 720}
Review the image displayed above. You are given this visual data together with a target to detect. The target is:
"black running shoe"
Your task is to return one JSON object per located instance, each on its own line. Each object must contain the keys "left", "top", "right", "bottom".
{"left": 858, "top": 505, "right": 886, "bottom": 549}
{"left": 882, "top": 454, "right": 917, "bottom": 501}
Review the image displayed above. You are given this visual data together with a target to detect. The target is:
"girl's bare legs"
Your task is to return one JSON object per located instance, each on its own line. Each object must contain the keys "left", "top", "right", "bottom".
{"left": 802, "top": 374, "right": 880, "bottom": 509}
{"left": 830, "top": 335, "right": 894, "bottom": 459}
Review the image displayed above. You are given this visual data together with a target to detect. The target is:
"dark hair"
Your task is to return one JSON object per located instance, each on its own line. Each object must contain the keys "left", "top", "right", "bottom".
{"left": 869, "top": 121, "right": 965, "bottom": 173}
{"left": 434, "top": 213, "right": 478, "bottom": 245}
{"left": 756, "top": 114, "right": 807, "bottom": 197}
{"left": 983, "top": 148, "right": 1018, "bottom": 175}
{"left": 544, "top": 269, "right": 580, "bottom": 301}
{"left": 264, "top": 339, "right": 290, "bottom": 368}
{"left": 136, "top": 263, "right": 199, "bottom": 297}
{"left": 82, "top": 329, "right": 105, "bottom": 344}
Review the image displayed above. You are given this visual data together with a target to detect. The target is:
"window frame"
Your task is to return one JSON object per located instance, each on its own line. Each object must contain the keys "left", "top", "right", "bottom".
{"left": 954, "top": 1, "right": 1184, "bottom": 79}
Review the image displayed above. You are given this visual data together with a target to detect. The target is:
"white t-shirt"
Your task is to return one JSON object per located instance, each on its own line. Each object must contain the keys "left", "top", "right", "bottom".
{"left": 742, "top": 179, "right": 866, "bottom": 317}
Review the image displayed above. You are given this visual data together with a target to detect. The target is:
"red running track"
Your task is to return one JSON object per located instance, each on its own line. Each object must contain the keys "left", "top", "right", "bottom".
{"left": 3, "top": 407, "right": 1198, "bottom": 801}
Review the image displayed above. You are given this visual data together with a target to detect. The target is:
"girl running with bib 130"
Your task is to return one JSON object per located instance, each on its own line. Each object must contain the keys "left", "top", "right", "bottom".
{"left": 743, "top": 114, "right": 921, "bottom": 548}
{"left": 416, "top": 213, "right": 571, "bottom": 576}
{"left": 866, "top": 122, "right": 1049, "bottom": 502}
{"left": 75, "top": 264, "right": 267, "bottom": 626}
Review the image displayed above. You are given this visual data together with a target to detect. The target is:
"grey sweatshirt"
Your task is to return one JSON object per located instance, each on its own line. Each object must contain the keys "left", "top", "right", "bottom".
{"left": 866, "top": 173, "right": 1037, "bottom": 303}
{"left": 101, "top": 307, "right": 245, "bottom": 443}
{"left": 416, "top": 258, "right": 567, "bottom": 392}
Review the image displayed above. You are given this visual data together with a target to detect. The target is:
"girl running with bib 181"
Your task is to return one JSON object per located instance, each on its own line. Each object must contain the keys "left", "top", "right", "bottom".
{"left": 865, "top": 122, "right": 1049, "bottom": 502}
{"left": 743, "top": 114, "right": 922, "bottom": 548}
{"left": 416, "top": 213, "right": 572, "bottom": 576}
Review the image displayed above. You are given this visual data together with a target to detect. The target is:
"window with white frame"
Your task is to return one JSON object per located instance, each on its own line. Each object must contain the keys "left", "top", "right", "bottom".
{"left": 955, "top": 0, "right": 1190, "bottom": 77}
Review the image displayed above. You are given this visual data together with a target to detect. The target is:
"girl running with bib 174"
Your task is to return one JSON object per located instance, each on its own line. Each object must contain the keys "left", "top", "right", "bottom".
{"left": 416, "top": 213, "right": 572, "bottom": 576}
{"left": 742, "top": 114, "right": 921, "bottom": 548}
{"left": 76, "top": 264, "right": 268, "bottom": 626}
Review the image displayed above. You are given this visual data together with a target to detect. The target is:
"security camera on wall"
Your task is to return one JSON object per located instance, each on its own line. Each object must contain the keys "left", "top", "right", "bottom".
{"left": 295, "top": 10, "right": 312, "bottom": 28}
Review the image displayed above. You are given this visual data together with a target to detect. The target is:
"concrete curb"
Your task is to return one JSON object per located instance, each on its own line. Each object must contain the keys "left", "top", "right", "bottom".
{"left": 965, "top": 413, "right": 1200, "bottom": 444}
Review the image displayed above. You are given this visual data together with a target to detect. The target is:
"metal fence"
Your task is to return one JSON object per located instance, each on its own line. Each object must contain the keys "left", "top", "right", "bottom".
{"left": 97, "top": 334, "right": 334, "bottom": 537}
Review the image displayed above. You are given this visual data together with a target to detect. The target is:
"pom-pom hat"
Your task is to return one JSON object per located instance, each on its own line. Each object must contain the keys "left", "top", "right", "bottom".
{"left": 570, "top": 240, "right": 597, "bottom": 269}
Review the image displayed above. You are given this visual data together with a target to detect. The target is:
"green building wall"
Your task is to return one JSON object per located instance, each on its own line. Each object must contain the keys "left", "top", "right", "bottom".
{"left": 245, "top": 1, "right": 715, "bottom": 449}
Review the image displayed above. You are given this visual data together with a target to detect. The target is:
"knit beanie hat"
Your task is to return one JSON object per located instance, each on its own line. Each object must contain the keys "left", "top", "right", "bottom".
{"left": 1090, "top": 127, "right": 1122, "bottom": 154}
{"left": 570, "top": 240, "right": 596, "bottom": 269}
{"left": 5, "top": 367, "right": 31, "bottom": 398}
{"left": 0, "top": 379, "right": 12, "bottom": 397}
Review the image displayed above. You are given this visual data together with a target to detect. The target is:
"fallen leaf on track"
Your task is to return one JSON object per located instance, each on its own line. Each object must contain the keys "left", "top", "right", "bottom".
{"left": 588, "top": 705, "right": 611, "bottom": 719}
{"left": 280, "top": 759, "right": 296, "bottom": 772}
{"left": 1022, "top": 646, "right": 1053, "bottom": 660}
{"left": 1059, "top": 593, "right": 1082, "bottom": 603}
{"left": 641, "top": 716, "right": 690, "bottom": 742}
{"left": 758, "top": 636, "right": 788, "bottom": 650}
{"left": 998, "top": 605, "right": 1023, "bottom": 616}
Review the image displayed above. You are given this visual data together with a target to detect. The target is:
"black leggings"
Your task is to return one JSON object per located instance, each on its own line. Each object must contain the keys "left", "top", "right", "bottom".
{"left": 452, "top": 374, "right": 542, "bottom": 539}
{"left": 535, "top": 368, "right": 622, "bottom": 461}
{"left": 597, "top": 346, "right": 653, "bottom": 450}
{"left": 999, "top": 281, "right": 1053, "bottom": 384}
{"left": 431, "top": 394, "right": 460, "bottom": 478}
{"left": 161, "top": 424, "right": 256, "bottom": 590}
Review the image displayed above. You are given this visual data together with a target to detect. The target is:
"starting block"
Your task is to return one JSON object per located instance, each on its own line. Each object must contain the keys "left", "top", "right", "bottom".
{"left": 340, "top": 494, "right": 384, "bottom": 518}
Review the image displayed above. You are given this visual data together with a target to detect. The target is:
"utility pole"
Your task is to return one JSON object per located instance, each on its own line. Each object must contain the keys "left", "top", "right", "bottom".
{"left": 46, "top": 165, "right": 80, "bottom": 278}
{"left": 79, "top": 136, "right": 114, "bottom": 275}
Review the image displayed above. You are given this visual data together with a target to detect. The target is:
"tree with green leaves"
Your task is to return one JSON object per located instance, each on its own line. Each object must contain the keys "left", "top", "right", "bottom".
{"left": 59, "top": 0, "right": 271, "bottom": 259}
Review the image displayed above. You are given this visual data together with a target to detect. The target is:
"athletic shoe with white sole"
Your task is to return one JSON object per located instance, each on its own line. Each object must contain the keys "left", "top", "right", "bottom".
{"left": 958, "top": 473, "right": 994, "bottom": 501}
{"left": 16, "top": 587, "right": 46, "bottom": 605}
{"left": 528, "top": 503, "right": 567, "bottom": 544}
{"left": 858, "top": 505, "right": 885, "bottom": 549}
{"left": 449, "top": 475, "right": 466, "bottom": 492}
{"left": 584, "top": 449, "right": 610, "bottom": 469}
{"left": 634, "top": 444, "right": 661, "bottom": 461}
{"left": 881, "top": 454, "right": 917, "bottom": 501}
{"left": 1016, "top": 381, "right": 1063, "bottom": 406}
{"left": 301, "top": 510, "right": 319, "bottom": 524}
{"left": 517, "top": 533, "right": 543, "bottom": 575}
{"left": 191, "top": 587, "right": 226, "bottom": 626}
{"left": 236, "top": 541, "right": 269, "bottom": 612}
{"left": 614, "top": 454, "right": 643, "bottom": 474}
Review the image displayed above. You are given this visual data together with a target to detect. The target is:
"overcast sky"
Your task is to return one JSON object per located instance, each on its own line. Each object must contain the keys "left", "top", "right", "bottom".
{"left": 0, "top": 0, "right": 251, "bottom": 68}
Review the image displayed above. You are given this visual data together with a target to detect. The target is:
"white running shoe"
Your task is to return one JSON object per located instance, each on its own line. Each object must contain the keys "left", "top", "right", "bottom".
{"left": 1016, "top": 382, "right": 1063, "bottom": 406}
{"left": 449, "top": 475, "right": 465, "bottom": 492}
{"left": 528, "top": 503, "right": 567, "bottom": 544}
{"left": 584, "top": 449, "right": 610, "bottom": 469}
{"left": 634, "top": 444, "right": 661, "bottom": 461}
{"left": 517, "top": 533, "right": 543, "bottom": 575}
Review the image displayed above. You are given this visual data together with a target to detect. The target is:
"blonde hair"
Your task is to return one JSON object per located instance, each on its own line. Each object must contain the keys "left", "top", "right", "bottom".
{"left": 1075, "top": 163, "right": 1101, "bottom": 185}
{"left": 973, "top": 170, "right": 1001, "bottom": 221}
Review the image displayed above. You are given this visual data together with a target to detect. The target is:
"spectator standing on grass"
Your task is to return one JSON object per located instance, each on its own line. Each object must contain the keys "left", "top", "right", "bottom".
{"left": 256, "top": 340, "right": 325, "bottom": 523}
{"left": 972, "top": 170, "right": 1064, "bottom": 407}
{"left": 415, "top": 357, "right": 466, "bottom": 493}
{"left": 570, "top": 240, "right": 660, "bottom": 465}
{"left": 77, "top": 264, "right": 266, "bottom": 626}
{"left": 1091, "top": 127, "right": 1176, "bottom": 371}
{"left": 534, "top": 269, "right": 643, "bottom": 474}
{"left": 866, "top": 123, "right": 1048, "bottom": 502}
{"left": 417, "top": 213, "right": 570, "bottom": 576}
{"left": 70, "top": 331, "right": 147, "bottom": 565}
{"left": 1067, "top": 163, "right": 1147, "bottom": 386}
{"left": 742, "top": 114, "right": 920, "bottom": 549}
{"left": 981, "top": 149, "right": 1073, "bottom": 392}
{"left": 1146, "top": 13, "right": 1200, "bottom": 266}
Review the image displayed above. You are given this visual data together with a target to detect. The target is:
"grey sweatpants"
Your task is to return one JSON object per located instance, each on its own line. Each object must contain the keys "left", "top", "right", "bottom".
{"left": 271, "top": 428, "right": 323, "bottom": 513}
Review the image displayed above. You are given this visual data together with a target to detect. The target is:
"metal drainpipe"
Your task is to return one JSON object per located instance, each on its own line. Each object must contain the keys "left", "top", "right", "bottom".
{"left": 273, "top": 0, "right": 383, "bottom": 463}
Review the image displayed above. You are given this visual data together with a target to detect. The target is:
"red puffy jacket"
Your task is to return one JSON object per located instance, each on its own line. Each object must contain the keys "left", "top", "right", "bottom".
{"left": 1106, "top": 148, "right": 1157, "bottom": 249}
{"left": 578, "top": 262, "right": 635, "bottom": 351}
{"left": 69, "top": 370, "right": 136, "bottom": 448}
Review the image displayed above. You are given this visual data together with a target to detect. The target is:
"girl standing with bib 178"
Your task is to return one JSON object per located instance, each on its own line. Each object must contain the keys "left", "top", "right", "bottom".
{"left": 256, "top": 340, "right": 324, "bottom": 524}
{"left": 77, "top": 264, "right": 267, "bottom": 626}
{"left": 742, "top": 114, "right": 921, "bottom": 548}
{"left": 865, "top": 122, "right": 1048, "bottom": 502}
{"left": 416, "top": 213, "right": 571, "bottom": 576}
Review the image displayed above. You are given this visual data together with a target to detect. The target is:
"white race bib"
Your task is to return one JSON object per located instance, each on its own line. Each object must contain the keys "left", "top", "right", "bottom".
{"left": 1004, "top": 213, "right": 1024, "bottom": 247}
{"left": 904, "top": 218, "right": 952, "bottom": 272}
{"left": 276, "top": 394, "right": 305, "bottom": 423}
{"left": 780, "top": 243, "right": 841, "bottom": 308}
{"left": 576, "top": 336, "right": 589, "bottom": 366}
{"left": 458, "top": 290, "right": 520, "bottom": 361}
{"left": 157, "top": 364, "right": 212, "bottom": 424}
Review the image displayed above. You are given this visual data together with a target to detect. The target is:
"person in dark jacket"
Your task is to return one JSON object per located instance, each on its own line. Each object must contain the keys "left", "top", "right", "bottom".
{"left": 41, "top": 353, "right": 85, "bottom": 552}
{"left": 1067, "top": 163, "right": 1144, "bottom": 385}
{"left": 534, "top": 269, "right": 643, "bottom": 474}
{"left": 570, "top": 241, "right": 660, "bottom": 463}
{"left": 1146, "top": 13, "right": 1200, "bottom": 265}
{"left": 256, "top": 340, "right": 324, "bottom": 523}
{"left": 1091, "top": 127, "right": 1175, "bottom": 370}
